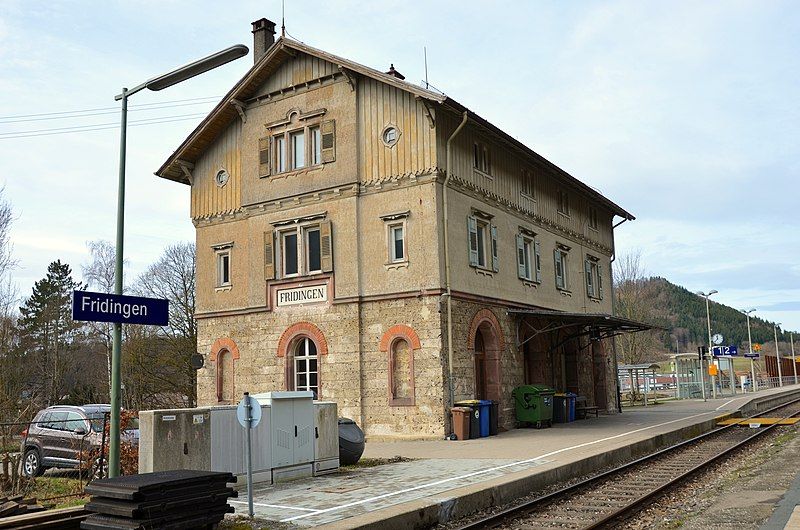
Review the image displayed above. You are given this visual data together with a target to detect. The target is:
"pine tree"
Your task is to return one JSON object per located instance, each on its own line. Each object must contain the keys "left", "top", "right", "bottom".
{"left": 18, "top": 260, "right": 84, "bottom": 405}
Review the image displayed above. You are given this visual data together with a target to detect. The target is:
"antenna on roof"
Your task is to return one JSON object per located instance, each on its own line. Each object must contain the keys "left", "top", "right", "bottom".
{"left": 281, "top": 0, "right": 286, "bottom": 37}
{"left": 423, "top": 46, "right": 429, "bottom": 89}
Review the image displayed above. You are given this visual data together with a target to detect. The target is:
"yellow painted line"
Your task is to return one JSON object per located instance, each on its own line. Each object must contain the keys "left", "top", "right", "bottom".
{"left": 717, "top": 417, "right": 800, "bottom": 426}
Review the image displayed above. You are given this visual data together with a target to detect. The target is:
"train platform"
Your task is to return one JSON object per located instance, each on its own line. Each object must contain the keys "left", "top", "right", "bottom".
{"left": 230, "top": 384, "right": 800, "bottom": 529}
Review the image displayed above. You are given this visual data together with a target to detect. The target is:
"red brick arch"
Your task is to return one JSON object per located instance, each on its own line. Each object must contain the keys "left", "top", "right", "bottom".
{"left": 210, "top": 337, "right": 240, "bottom": 361}
{"left": 379, "top": 324, "right": 422, "bottom": 352}
{"left": 467, "top": 308, "right": 505, "bottom": 352}
{"left": 277, "top": 321, "right": 329, "bottom": 357}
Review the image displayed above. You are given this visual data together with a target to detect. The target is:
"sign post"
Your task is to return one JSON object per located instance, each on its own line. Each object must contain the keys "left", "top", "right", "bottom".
{"left": 697, "top": 346, "right": 708, "bottom": 401}
{"left": 72, "top": 290, "right": 168, "bottom": 477}
{"left": 237, "top": 392, "right": 261, "bottom": 517}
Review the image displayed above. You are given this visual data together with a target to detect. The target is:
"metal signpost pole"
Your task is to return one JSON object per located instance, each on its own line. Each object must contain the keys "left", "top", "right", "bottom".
{"left": 791, "top": 332, "right": 797, "bottom": 385}
{"left": 698, "top": 347, "right": 707, "bottom": 402}
{"left": 775, "top": 323, "right": 783, "bottom": 387}
{"left": 699, "top": 290, "right": 718, "bottom": 399}
{"left": 744, "top": 309, "right": 756, "bottom": 392}
{"left": 244, "top": 392, "right": 254, "bottom": 517}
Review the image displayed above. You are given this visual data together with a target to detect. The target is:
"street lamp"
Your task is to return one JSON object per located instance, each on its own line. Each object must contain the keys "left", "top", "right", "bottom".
{"left": 742, "top": 309, "right": 757, "bottom": 392}
{"left": 791, "top": 332, "right": 798, "bottom": 385}
{"left": 698, "top": 290, "right": 718, "bottom": 398}
{"left": 774, "top": 323, "right": 783, "bottom": 387}
{"left": 109, "top": 44, "right": 248, "bottom": 478}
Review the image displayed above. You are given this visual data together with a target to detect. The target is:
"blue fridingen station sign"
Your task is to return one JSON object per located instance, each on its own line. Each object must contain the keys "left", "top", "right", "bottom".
{"left": 72, "top": 290, "right": 169, "bottom": 326}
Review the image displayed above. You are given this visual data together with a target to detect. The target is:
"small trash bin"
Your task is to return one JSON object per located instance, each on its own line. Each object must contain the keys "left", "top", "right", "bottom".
{"left": 489, "top": 400, "right": 499, "bottom": 435}
{"left": 511, "top": 385, "right": 554, "bottom": 428}
{"left": 454, "top": 400, "right": 481, "bottom": 439}
{"left": 565, "top": 392, "right": 577, "bottom": 422}
{"left": 478, "top": 400, "right": 491, "bottom": 437}
{"left": 553, "top": 393, "right": 567, "bottom": 423}
{"left": 451, "top": 407, "right": 471, "bottom": 441}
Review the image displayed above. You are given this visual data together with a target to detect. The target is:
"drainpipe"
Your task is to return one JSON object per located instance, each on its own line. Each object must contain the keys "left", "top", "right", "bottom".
{"left": 610, "top": 216, "right": 629, "bottom": 413}
{"left": 443, "top": 111, "right": 469, "bottom": 432}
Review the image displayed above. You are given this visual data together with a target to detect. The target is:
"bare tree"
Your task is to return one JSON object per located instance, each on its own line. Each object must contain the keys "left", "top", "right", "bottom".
{"left": 613, "top": 251, "right": 661, "bottom": 364}
{"left": 81, "top": 240, "right": 126, "bottom": 398}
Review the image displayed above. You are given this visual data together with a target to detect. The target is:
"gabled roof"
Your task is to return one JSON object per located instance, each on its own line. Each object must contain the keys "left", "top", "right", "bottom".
{"left": 155, "top": 37, "right": 634, "bottom": 220}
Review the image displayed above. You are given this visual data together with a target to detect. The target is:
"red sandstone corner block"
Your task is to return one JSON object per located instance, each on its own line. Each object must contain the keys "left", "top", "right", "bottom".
{"left": 277, "top": 321, "right": 329, "bottom": 357}
{"left": 379, "top": 324, "right": 422, "bottom": 352}
{"left": 210, "top": 337, "right": 240, "bottom": 361}
{"left": 467, "top": 308, "right": 505, "bottom": 351}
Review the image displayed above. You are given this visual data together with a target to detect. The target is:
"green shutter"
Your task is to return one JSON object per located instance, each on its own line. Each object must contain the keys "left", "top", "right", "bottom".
{"left": 491, "top": 224, "right": 499, "bottom": 272}
{"left": 585, "top": 259, "right": 593, "bottom": 297}
{"left": 554, "top": 249, "right": 563, "bottom": 289}
{"left": 598, "top": 264, "right": 604, "bottom": 299}
{"left": 468, "top": 216, "right": 478, "bottom": 267}
{"left": 534, "top": 240, "right": 541, "bottom": 282}
{"left": 516, "top": 234, "right": 526, "bottom": 279}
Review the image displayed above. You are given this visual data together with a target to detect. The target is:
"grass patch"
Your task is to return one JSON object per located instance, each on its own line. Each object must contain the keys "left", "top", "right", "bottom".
{"left": 340, "top": 455, "right": 413, "bottom": 471}
{"left": 26, "top": 476, "right": 89, "bottom": 509}
{"left": 219, "top": 515, "right": 297, "bottom": 529}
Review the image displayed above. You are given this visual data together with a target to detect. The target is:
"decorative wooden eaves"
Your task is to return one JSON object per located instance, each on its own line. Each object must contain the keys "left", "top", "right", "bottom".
{"left": 338, "top": 65, "right": 356, "bottom": 91}
{"left": 416, "top": 96, "right": 436, "bottom": 128}
{"left": 177, "top": 160, "right": 194, "bottom": 185}
{"left": 229, "top": 99, "right": 247, "bottom": 123}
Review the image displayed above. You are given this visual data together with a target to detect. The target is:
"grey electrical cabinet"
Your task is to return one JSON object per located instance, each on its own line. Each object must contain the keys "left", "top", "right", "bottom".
{"left": 314, "top": 401, "right": 339, "bottom": 475}
{"left": 138, "top": 408, "right": 211, "bottom": 473}
{"left": 209, "top": 405, "right": 272, "bottom": 483}
{"left": 253, "top": 391, "right": 315, "bottom": 481}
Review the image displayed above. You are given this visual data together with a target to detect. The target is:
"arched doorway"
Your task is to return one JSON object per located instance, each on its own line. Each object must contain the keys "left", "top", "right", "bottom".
{"left": 467, "top": 309, "right": 504, "bottom": 404}
{"left": 475, "top": 330, "right": 488, "bottom": 400}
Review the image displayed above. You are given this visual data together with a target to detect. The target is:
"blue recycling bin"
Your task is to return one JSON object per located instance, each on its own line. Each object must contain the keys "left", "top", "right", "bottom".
{"left": 566, "top": 393, "right": 577, "bottom": 422}
{"left": 478, "top": 400, "right": 491, "bottom": 437}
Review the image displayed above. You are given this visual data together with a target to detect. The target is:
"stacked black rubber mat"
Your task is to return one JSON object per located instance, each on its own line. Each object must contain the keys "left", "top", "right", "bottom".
{"left": 80, "top": 470, "right": 237, "bottom": 529}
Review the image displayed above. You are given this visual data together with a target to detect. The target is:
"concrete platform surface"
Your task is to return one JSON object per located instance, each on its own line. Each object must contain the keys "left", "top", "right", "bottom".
{"left": 231, "top": 384, "right": 800, "bottom": 528}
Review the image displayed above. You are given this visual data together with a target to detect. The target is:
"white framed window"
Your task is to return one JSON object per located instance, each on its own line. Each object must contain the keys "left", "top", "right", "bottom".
{"left": 310, "top": 126, "right": 322, "bottom": 166}
{"left": 382, "top": 125, "right": 400, "bottom": 147}
{"left": 274, "top": 135, "right": 286, "bottom": 173}
{"left": 468, "top": 215, "right": 498, "bottom": 272}
{"left": 275, "top": 220, "right": 331, "bottom": 278}
{"left": 516, "top": 232, "right": 542, "bottom": 282}
{"left": 292, "top": 337, "right": 319, "bottom": 396}
{"left": 213, "top": 242, "right": 234, "bottom": 288}
{"left": 585, "top": 256, "right": 604, "bottom": 299}
{"left": 473, "top": 142, "right": 491, "bottom": 174}
{"left": 554, "top": 246, "right": 569, "bottom": 290}
{"left": 290, "top": 130, "right": 305, "bottom": 169}
{"left": 389, "top": 224, "right": 405, "bottom": 262}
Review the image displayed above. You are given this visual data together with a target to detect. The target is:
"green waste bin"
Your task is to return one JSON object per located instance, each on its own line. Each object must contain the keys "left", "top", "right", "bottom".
{"left": 512, "top": 385, "right": 555, "bottom": 428}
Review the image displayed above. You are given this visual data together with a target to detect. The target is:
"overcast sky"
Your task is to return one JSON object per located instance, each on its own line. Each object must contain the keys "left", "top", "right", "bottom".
{"left": 0, "top": 1, "right": 798, "bottom": 334}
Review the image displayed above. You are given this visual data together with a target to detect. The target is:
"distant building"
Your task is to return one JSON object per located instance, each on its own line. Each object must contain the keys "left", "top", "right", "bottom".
{"left": 155, "top": 18, "right": 649, "bottom": 437}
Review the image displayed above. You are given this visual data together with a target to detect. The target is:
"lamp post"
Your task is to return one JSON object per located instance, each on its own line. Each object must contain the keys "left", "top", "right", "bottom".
{"left": 791, "top": 332, "right": 798, "bottom": 385}
{"left": 698, "top": 290, "right": 718, "bottom": 398}
{"left": 774, "top": 323, "right": 783, "bottom": 387}
{"left": 109, "top": 44, "right": 248, "bottom": 478}
{"left": 743, "top": 309, "right": 757, "bottom": 392}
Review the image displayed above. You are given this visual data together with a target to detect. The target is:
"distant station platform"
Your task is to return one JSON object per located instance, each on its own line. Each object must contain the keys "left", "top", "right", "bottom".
{"left": 231, "top": 385, "right": 800, "bottom": 528}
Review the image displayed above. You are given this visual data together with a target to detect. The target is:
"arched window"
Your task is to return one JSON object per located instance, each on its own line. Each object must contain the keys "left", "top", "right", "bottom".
{"left": 390, "top": 338, "right": 414, "bottom": 405}
{"left": 289, "top": 337, "right": 319, "bottom": 397}
{"left": 217, "top": 349, "right": 235, "bottom": 403}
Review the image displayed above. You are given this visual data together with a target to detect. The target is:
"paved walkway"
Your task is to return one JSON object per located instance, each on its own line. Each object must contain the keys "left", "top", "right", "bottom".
{"left": 230, "top": 384, "right": 800, "bottom": 528}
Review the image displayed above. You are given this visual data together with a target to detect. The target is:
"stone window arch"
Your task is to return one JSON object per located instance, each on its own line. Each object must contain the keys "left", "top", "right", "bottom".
{"left": 210, "top": 337, "right": 240, "bottom": 403}
{"left": 380, "top": 325, "right": 421, "bottom": 406}
{"left": 278, "top": 322, "right": 328, "bottom": 398}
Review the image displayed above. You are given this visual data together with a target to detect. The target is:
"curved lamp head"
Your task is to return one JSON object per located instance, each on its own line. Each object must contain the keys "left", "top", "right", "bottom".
{"left": 146, "top": 44, "right": 249, "bottom": 91}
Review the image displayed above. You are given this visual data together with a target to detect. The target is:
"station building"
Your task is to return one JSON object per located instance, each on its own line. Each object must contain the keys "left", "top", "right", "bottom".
{"left": 155, "top": 18, "right": 649, "bottom": 438}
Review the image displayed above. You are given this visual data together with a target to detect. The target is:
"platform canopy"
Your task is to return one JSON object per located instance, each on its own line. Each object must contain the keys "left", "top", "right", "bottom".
{"left": 508, "top": 308, "right": 657, "bottom": 349}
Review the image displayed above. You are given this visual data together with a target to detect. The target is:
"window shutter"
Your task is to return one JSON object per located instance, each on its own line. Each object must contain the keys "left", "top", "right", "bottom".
{"left": 490, "top": 224, "right": 498, "bottom": 272}
{"left": 320, "top": 220, "right": 333, "bottom": 272}
{"left": 598, "top": 264, "right": 604, "bottom": 299}
{"left": 534, "top": 240, "right": 542, "bottom": 282}
{"left": 516, "top": 234, "right": 526, "bottom": 279}
{"left": 554, "top": 249, "right": 563, "bottom": 288}
{"left": 258, "top": 136, "right": 271, "bottom": 177}
{"left": 585, "top": 259, "right": 593, "bottom": 297}
{"left": 468, "top": 216, "right": 478, "bottom": 267}
{"left": 320, "top": 120, "right": 336, "bottom": 163}
{"left": 264, "top": 230, "right": 275, "bottom": 280}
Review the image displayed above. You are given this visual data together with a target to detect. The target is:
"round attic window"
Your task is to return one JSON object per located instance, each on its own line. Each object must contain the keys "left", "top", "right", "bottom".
{"left": 215, "top": 169, "right": 230, "bottom": 188}
{"left": 382, "top": 126, "right": 399, "bottom": 147}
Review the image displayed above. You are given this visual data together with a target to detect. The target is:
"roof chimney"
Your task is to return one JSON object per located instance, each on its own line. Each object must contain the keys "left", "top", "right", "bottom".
{"left": 251, "top": 18, "right": 277, "bottom": 64}
{"left": 385, "top": 64, "right": 405, "bottom": 80}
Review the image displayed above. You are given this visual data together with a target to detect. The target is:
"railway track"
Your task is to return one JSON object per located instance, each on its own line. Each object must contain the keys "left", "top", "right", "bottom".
{"left": 455, "top": 398, "right": 800, "bottom": 529}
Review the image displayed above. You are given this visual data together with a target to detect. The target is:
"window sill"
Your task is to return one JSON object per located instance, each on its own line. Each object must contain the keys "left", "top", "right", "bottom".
{"left": 389, "top": 398, "right": 415, "bottom": 407}
{"left": 473, "top": 267, "right": 494, "bottom": 277}
{"left": 473, "top": 168, "right": 494, "bottom": 180}
{"left": 520, "top": 193, "right": 536, "bottom": 201}
{"left": 262, "top": 164, "right": 324, "bottom": 180}
{"left": 557, "top": 288, "right": 572, "bottom": 297}
{"left": 385, "top": 260, "right": 409, "bottom": 270}
{"left": 557, "top": 211, "right": 571, "bottom": 219}
{"left": 215, "top": 285, "right": 232, "bottom": 292}
{"left": 520, "top": 279, "right": 540, "bottom": 288}
{"left": 588, "top": 296, "right": 603, "bottom": 303}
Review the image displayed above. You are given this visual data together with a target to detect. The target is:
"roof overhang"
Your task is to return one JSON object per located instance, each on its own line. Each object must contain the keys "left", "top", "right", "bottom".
{"left": 509, "top": 308, "right": 658, "bottom": 349}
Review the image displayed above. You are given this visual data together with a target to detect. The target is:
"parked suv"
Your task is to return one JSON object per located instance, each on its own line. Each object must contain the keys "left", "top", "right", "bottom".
{"left": 21, "top": 404, "right": 138, "bottom": 477}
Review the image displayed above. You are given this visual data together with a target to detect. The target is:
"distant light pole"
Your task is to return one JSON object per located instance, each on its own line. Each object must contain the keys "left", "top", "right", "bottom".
{"left": 774, "top": 323, "right": 783, "bottom": 387}
{"left": 791, "top": 332, "right": 797, "bottom": 385}
{"left": 698, "top": 290, "right": 718, "bottom": 398}
{"left": 109, "top": 44, "right": 248, "bottom": 478}
{"left": 742, "top": 309, "right": 757, "bottom": 392}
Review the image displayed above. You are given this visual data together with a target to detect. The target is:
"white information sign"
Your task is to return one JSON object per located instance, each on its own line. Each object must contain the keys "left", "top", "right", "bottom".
{"left": 276, "top": 284, "right": 328, "bottom": 307}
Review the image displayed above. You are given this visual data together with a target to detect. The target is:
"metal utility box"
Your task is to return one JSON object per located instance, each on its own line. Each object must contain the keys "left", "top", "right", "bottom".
{"left": 313, "top": 401, "right": 339, "bottom": 475}
{"left": 138, "top": 408, "right": 212, "bottom": 473}
{"left": 252, "top": 391, "right": 314, "bottom": 482}
{"left": 209, "top": 405, "right": 273, "bottom": 483}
